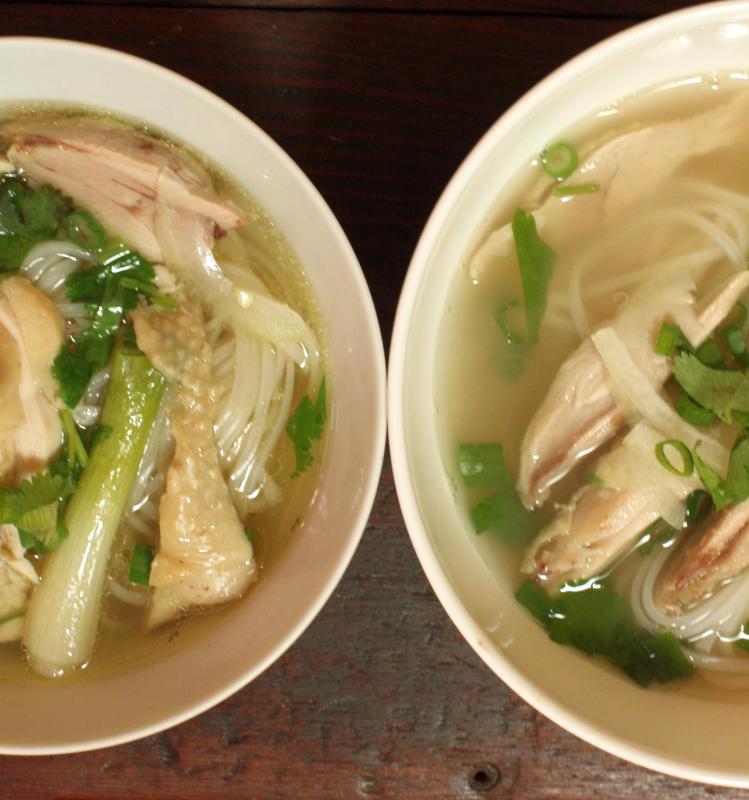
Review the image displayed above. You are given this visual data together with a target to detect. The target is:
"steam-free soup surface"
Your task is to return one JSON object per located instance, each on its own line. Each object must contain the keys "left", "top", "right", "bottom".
{"left": 0, "top": 105, "right": 328, "bottom": 683}
{"left": 437, "top": 72, "right": 749, "bottom": 690}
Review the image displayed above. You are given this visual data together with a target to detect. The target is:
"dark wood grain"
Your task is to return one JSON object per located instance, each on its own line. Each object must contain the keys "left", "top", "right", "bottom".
{"left": 9, "top": 0, "right": 699, "bottom": 18}
{"left": 3, "top": 2, "right": 627, "bottom": 349}
{"left": 1, "top": 2, "right": 747, "bottom": 798}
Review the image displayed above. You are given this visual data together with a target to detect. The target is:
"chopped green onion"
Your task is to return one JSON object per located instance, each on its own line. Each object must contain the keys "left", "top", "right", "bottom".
{"left": 511, "top": 209, "right": 555, "bottom": 344}
{"left": 469, "top": 487, "right": 534, "bottom": 544}
{"left": 458, "top": 443, "right": 507, "bottom": 487}
{"left": 685, "top": 489, "right": 712, "bottom": 525}
{"left": 243, "top": 529, "right": 256, "bottom": 541}
{"left": 539, "top": 142, "right": 578, "bottom": 180}
{"left": 65, "top": 210, "right": 107, "bottom": 250}
{"left": 583, "top": 472, "right": 604, "bottom": 486}
{"left": 129, "top": 542, "right": 155, "bottom": 586}
{"left": 675, "top": 393, "right": 717, "bottom": 427}
{"left": 552, "top": 183, "right": 600, "bottom": 197}
{"left": 655, "top": 440, "right": 693, "bottom": 477}
{"left": 654, "top": 322, "right": 692, "bottom": 357}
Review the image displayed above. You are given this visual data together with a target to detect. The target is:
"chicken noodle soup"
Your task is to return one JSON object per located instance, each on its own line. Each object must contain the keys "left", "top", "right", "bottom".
{"left": 0, "top": 109, "right": 327, "bottom": 679}
{"left": 438, "top": 72, "right": 749, "bottom": 688}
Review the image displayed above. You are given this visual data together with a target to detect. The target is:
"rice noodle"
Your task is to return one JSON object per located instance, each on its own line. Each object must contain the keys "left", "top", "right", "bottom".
{"left": 561, "top": 184, "right": 749, "bottom": 337}
{"left": 20, "top": 241, "right": 92, "bottom": 306}
{"left": 631, "top": 545, "right": 749, "bottom": 674}
{"left": 106, "top": 575, "right": 148, "bottom": 607}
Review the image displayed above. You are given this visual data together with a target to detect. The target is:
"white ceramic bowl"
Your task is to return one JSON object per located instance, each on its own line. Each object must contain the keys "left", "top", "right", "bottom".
{"left": 389, "top": 1, "right": 749, "bottom": 787}
{"left": 0, "top": 38, "right": 386, "bottom": 754}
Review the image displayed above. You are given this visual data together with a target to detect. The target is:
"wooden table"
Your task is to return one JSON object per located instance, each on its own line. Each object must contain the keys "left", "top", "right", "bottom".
{"left": 1, "top": 1, "right": 745, "bottom": 797}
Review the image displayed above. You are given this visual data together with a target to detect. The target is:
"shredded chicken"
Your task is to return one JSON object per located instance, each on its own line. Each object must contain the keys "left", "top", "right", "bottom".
{"left": 132, "top": 300, "right": 256, "bottom": 628}
{"left": 0, "top": 524, "right": 38, "bottom": 642}
{"left": 469, "top": 92, "right": 749, "bottom": 282}
{"left": 2, "top": 118, "right": 245, "bottom": 272}
{"left": 655, "top": 500, "right": 749, "bottom": 614}
{"left": 0, "top": 277, "right": 64, "bottom": 640}
{"left": 522, "top": 423, "right": 702, "bottom": 591}
{"left": 0, "top": 276, "right": 64, "bottom": 483}
{"left": 518, "top": 271, "right": 749, "bottom": 508}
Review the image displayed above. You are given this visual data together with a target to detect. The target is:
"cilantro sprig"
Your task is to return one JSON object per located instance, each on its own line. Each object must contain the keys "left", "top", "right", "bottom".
{"left": 0, "top": 176, "right": 70, "bottom": 271}
{"left": 52, "top": 232, "right": 173, "bottom": 408}
{"left": 286, "top": 377, "right": 327, "bottom": 477}
{"left": 0, "top": 469, "right": 75, "bottom": 555}
{"left": 516, "top": 580, "right": 693, "bottom": 686}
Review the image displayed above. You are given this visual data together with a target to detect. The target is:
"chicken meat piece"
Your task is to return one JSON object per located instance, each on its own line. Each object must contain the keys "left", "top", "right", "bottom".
{"left": 132, "top": 300, "right": 256, "bottom": 628}
{"left": 522, "top": 423, "right": 702, "bottom": 591}
{"left": 0, "top": 276, "right": 63, "bottom": 484}
{"left": 655, "top": 500, "right": 749, "bottom": 614}
{"left": 470, "top": 91, "right": 749, "bottom": 281}
{"left": 0, "top": 524, "right": 38, "bottom": 642}
{"left": 518, "top": 270, "right": 749, "bottom": 508}
{"left": 3, "top": 118, "right": 245, "bottom": 272}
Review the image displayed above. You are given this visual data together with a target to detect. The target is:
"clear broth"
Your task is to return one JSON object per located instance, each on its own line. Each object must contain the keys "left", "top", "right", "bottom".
{"left": 0, "top": 104, "right": 328, "bottom": 684}
{"left": 436, "top": 71, "right": 749, "bottom": 691}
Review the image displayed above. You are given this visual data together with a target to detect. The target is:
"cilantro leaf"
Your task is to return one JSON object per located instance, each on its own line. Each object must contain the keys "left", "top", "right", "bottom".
{"left": 287, "top": 377, "right": 327, "bottom": 477}
{"left": 672, "top": 353, "right": 749, "bottom": 423}
{"left": 54, "top": 235, "right": 166, "bottom": 407}
{"left": 693, "top": 435, "right": 749, "bottom": 510}
{"left": 469, "top": 486, "right": 535, "bottom": 544}
{"left": 0, "top": 471, "right": 72, "bottom": 554}
{"left": 516, "top": 580, "right": 693, "bottom": 686}
{"left": 511, "top": 208, "right": 555, "bottom": 344}
{"left": 0, "top": 177, "right": 70, "bottom": 270}
{"left": 52, "top": 347, "right": 94, "bottom": 408}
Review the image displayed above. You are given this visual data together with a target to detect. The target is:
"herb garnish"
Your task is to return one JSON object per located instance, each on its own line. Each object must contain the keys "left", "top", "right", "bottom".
{"left": 516, "top": 580, "right": 693, "bottom": 686}
{"left": 0, "top": 177, "right": 70, "bottom": 271}
{"left": 286, "top": 377, "right": 327, "bottom": 477}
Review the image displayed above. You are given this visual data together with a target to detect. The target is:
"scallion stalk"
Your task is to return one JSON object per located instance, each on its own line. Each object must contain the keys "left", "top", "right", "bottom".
{"left": 23, "top": 343, "right": 165, "bottom": 677}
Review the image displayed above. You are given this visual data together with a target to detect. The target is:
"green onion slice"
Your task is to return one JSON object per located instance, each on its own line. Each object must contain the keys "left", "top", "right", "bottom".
{"left": 539, "top": 142, "right": 578, "bottom": 180}
{"left": 655, "top": 440, "right": 694, "bottom": 477}
{"left": 552, "top": 183, "right": 600, "bottom": 197}
{"left": 458, "top": 443, "right": 506, "bottom": 487}
{"left": 129, "top": 543, "right": 155, "bottom": 586}
{"left": 66, "top": 210, "right": 107, "bottom": 250}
